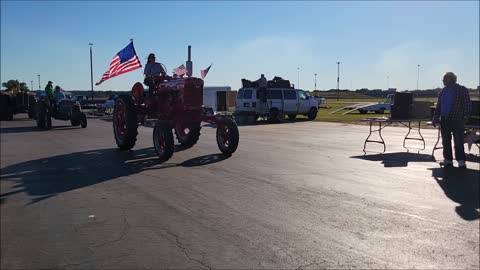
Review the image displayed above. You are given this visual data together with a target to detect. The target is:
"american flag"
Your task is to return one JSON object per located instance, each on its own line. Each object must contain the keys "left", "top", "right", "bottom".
{"left": 200, "top": 64, "right": 212, "bottom": 79}
{"left": 96, "top": 41, "right": 142, "bottom": 85}
{"left": 173, "top": 64, "right": 188, "bottom": 76}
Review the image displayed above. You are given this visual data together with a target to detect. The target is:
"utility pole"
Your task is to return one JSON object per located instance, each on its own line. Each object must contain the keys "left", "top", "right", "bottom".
{"left": 297, "top": 67, "right": 300, "bottom": 89}
{"left": 38, "top": 75, "right": 41, "bottom": 90}
{"left": 337, "top": 62, "right": 340, "bottom": 101}
{"left": 416, "top": 64, "right": 421, "bottom": 90}
{"left": 314, "top": 73, "right": 317, "bottom": 91}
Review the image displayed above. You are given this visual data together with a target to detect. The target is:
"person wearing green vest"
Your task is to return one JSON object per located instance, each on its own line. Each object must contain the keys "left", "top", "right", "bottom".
{"left": 44, "top": 81, "right": 54, "bottom": 101}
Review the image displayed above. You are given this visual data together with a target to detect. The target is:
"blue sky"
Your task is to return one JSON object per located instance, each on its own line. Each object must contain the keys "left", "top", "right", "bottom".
{"left": 1, "top": 1, "right": 479, "bottom": 92}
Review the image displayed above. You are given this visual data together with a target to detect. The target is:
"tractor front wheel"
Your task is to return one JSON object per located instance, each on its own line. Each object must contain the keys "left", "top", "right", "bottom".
{"left": 216, "top": 117, "right": 239, "bottom": 157}
{"left": 174, "top": 121, "right": 201, "bottom": 147}
{"left": 153, "top": 121, "right": 175, "bottom": 162}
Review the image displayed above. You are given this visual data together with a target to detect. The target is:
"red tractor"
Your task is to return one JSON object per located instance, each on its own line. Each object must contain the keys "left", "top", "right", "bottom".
{"left": 112, "top": 75, "right": 239, "bottom": 162}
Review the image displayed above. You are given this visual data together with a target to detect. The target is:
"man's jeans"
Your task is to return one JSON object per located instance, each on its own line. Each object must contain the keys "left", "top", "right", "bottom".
{"left": 440, "top": 118, "right": 465, "bottom": 161}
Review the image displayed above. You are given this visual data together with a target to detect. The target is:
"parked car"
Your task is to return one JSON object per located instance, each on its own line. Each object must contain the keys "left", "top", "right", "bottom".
{"left": 313, "top": 95, "right": 327, "bottom": 105}
{"left": 357, "top": 94, "right": 394, "bottom": 114}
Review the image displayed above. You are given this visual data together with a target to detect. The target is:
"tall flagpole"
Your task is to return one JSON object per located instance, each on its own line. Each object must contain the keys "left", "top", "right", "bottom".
{"left": 89, "top": 43, "right": 94, "bottom": 101}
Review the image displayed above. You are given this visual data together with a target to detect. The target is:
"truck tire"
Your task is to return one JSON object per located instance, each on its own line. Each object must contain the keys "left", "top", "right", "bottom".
{"left": 216, "top": 117, "right": 239, "bottom": 157}
{"left": 153, "top": 121, "right": 175, "bottom": 162}
{"left": 375, "top": 108, "right": 385, "bottom": 114}
{"left": 113, "top": 95, "right": 138, "bottom": 150}
{"left": 174, "top": 121, "right": 201, "bottom": 147}
{"left": 268, "top": 108, "right": 280, "bottom": 123}
{"left": 358, "top": 109, "right": 367, "bottom": 114}
{"left": 308, "top": 107, "right": 318, "bottom": 120}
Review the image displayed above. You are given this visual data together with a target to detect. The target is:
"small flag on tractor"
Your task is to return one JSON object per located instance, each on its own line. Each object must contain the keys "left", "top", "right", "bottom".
{"left": 173, "top": 64, "right": 188, "bottom": 76}
{"left": 200, "top": 64, "right": 212, "bottom": 79}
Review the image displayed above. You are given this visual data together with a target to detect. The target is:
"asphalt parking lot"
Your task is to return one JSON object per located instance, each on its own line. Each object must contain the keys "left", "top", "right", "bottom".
{"left": 1, "top": 114, "right": 479, "bottom": 269}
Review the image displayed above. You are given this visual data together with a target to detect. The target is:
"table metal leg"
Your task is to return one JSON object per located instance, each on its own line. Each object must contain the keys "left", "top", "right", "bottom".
{"left": 403, "top": 121, "right": 426, "bottom": 152}
{"left": 363, "top": 121, "right": 386, "bottom": 155}
{"left": 431, "top": 127, "right": 442, "bottom": 160}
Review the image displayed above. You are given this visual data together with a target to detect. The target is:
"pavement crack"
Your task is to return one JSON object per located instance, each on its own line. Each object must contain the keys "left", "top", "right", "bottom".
{"left": 125, "top": 225, "right": 212, "bottom": 269}
{"left": 93, "top": 216, "right": 130, "bottom": 248}
{"left": 166, "top": 231, "right": 212, "bottom": 270}
{"left": 296, "top": 258, "right": 329, "bottom": 270}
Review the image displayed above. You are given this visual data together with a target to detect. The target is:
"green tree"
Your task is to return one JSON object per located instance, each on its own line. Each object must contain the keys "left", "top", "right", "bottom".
{"left": 2, "top": 79, "right": 30, "bottom": 92}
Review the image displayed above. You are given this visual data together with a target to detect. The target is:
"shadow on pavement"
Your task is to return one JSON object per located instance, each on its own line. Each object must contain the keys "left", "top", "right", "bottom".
{"left": 203, "top": 118, "right": 311, "bottom": 128}
{"left": 429, "top": 167, "right": 480, "bottom": 220}
{"left": 350, "top": 152, "right": 434, "bottom": 167}
{"left": 0, "top": 125, "right": 79, "bottom": 134}
{"left": 0, "top": 147, "right": 229, "bottom": 204}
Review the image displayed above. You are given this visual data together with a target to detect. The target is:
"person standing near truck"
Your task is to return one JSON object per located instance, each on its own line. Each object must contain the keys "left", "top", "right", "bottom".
{"left": 44, "top": 81, "right": 54, "bottom": 100}
{"left": 44, "top": 81, "right": 54, "bottom": 106}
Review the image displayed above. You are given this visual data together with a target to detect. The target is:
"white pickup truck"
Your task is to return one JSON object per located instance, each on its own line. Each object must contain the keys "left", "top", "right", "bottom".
{"left": 357, "top": 94, "right": 394, "bottom": 114}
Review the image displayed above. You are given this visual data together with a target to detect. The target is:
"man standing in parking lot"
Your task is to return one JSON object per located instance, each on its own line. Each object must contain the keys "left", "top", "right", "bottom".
{"left": 432, "top": 72, "right": 471, "bottom": 168}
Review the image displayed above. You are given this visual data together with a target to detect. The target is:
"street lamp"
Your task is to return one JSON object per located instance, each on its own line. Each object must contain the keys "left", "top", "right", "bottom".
{"left": 314, "top": 73, "right": 317, "bottom": 91}
{"left": 30, "top": 80, "right": 33, "bottom": 91}
{"left": 337, "top": 61, "right": 341, "bottom": 101}
{"left": 297, "top": 67, "right": 300, "bottom": 89}
{"left": 387, "top": 75, "right": 390, "bottom": 90}
{"left": 89, "top": 43, "right": 94, "bottom": 101}
{"left": 37, "top": 75, "right": 41, "bottom": 90}
{"left": 416, "top": 64, "right": 421, "bottom": 90}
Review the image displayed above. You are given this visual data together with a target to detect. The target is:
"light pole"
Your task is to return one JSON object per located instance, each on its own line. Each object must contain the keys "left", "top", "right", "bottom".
{"left": 314, "top": 73, "right": 317, "bottom": 91}
{"left": 89, "top": 43, "right": 94, "bottom": 101}
{"left": 336, "top": 61, "right": 340, "bottom": 101}
{"left": 387, "top": 75, "right": 390, "bottom": 90}
{"left": 416, "top": 64, "right": 421, "bottom": 90}
{"left": 30, "top": 80, "right": 33, "bottom": 91}
{"left": 297, "top": 67, "right": 300, "bottom": 89}
{"left": 38, "top": 75, "right": 41, "bottom": 90}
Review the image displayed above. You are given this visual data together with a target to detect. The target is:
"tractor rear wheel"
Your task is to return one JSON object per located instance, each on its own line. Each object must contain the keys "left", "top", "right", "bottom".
{"left": 45, "top": 110, "right": 52, "bottom": 130}
{"left": 174, "top": 121, "right": 202, "bottom": 147}
{"left": 36, "top": 102, "right": 45, "bottom": 128}
{"left": 216, "top": 117, "right": 239, "bottom": 157}
{"left": 113, "top": 95, "right": 138, "bottom": 150}
{"left": 80, "top": 113, "right": 87, "bottom": 128}
{"left": 153, "top": 121, "right": 175, "bottom": 162}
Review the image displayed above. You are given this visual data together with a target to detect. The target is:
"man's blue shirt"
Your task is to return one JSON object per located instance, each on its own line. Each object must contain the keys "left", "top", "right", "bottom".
{"left": 441, "top": 87, "right": 454, "bottom": 116}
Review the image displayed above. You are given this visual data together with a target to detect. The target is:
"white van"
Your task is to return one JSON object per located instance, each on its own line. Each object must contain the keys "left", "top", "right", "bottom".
{"left": 235, "top": 87, "right": 319, "bottom": 121}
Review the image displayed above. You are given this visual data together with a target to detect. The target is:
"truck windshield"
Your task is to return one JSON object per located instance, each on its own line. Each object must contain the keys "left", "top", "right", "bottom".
{"left": 237, "top": 90, "right": 244, "bottom": 99}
